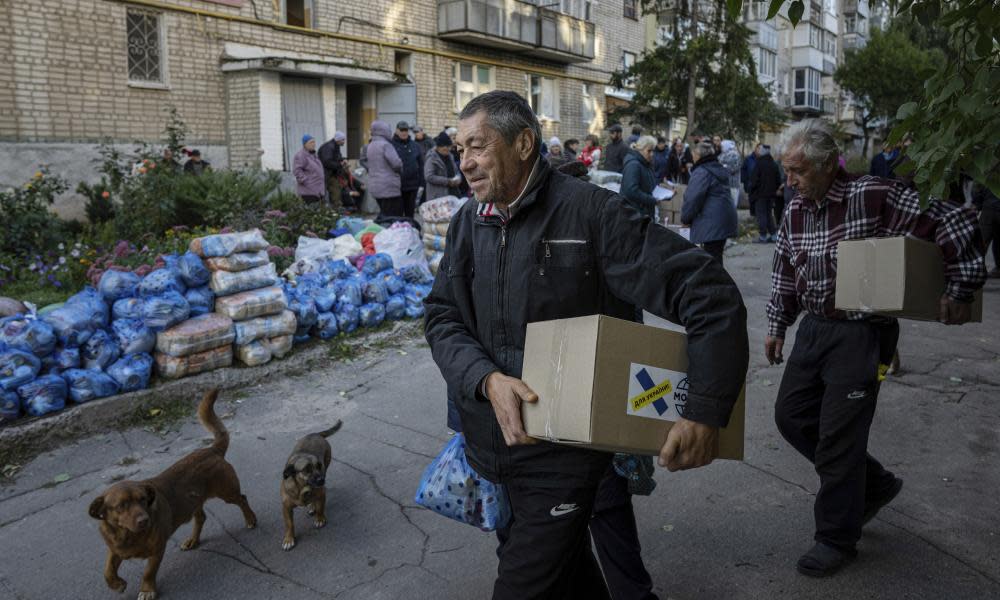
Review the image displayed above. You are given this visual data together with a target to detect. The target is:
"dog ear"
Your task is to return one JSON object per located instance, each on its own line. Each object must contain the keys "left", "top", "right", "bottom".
{"left": 89, "top": 496, "right": 106, "bottom": 520}
{"left": 283, "top": 464, "right": 297, "bottom": 480}
{"left": 142, "top": 484, "right": 156, "bottom": 507}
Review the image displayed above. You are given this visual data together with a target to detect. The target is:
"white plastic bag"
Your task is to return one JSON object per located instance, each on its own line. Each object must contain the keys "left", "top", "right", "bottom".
{"left": 374, "top": 224, "right": 428, "bottom": 271}
{"left": 419, "top": 196, "right": 467, "bottom": 223}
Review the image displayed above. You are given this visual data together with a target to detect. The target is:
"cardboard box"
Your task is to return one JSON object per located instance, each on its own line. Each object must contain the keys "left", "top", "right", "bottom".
{"left": 521, "top": 315, "right": 745, "bottom": 460}
{"left": 835, "top": 236, "right": 983, "bottom": 322}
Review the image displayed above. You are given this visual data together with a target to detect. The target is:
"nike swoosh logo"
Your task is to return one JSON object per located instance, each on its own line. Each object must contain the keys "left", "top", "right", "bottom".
{"left": 549, "top": 504, "right": 580, "bottom": 517}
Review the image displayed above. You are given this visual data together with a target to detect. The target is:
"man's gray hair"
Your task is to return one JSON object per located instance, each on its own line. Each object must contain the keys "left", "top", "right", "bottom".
{"left": 459, "top": 91, "right": 542, "bottom": 157}
{"left": 695, "top": 140, "right": 715, "bottom": 157}
{"left": 633, "top": 135, "right": 658, "bottom": 152}
{"left": 784, "top": 119, "right": 839, "bottom": 167}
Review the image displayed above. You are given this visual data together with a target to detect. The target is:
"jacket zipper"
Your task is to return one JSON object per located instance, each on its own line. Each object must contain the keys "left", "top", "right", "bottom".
{"left": 495, "top": 222, "right": 508, "bottom": 476}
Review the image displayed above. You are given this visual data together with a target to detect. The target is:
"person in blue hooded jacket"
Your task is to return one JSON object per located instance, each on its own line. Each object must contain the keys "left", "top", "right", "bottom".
{"left": 681, "top": 140, "right": 738, "bottom": 265}
{"left": 620, "top": 136, "right": 659, "bottom": 219}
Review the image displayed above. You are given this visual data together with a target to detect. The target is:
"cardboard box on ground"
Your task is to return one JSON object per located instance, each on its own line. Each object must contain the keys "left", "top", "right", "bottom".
{"left": 658, "top": 183, "right": 685, "bottom": 227}
{"left": 835, "top": 236, "right": 983, "bottom": 322}
{"left": 521, "top": 315, "right": 745, "bottom": 460}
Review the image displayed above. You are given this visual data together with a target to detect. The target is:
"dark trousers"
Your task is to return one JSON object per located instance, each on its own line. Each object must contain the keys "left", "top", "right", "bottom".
{"left": 494, "top": 482, "right": 610, "bottom": 600}
{"left": 774, "top": 316, "right": 899, "bottom": 551}
{"left": 702, "top": 240, "right": 726, "bottom": 265}
{"left": 375, "top": 195, "right": 403, "bottom": 218}
{"left": 591, "top": 471, "right": 658, "bottom": 600}
{"left": 755, "top": 196, "right": 777, "bottom": 237}
{"left": 401, "top": 189, "right": 418, "bottom": 219}
{"left": 981, "top": 201, "right": 1000, "bottom": 268}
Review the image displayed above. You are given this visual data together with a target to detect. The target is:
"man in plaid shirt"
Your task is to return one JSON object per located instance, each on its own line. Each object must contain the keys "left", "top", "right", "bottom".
{"left": 765, "top": 120, "right": 986, "bottom": 578}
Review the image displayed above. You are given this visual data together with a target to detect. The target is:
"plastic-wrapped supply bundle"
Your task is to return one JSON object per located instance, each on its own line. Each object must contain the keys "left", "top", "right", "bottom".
{"left": 205, "top": 250, "right": 270, "bottom": 272}
{"left": 336, "top": 216, "right": 367, "bottom": 235}
{"left": 321, "top": 259, "right": 356, "bottom": 282}
{"left": 335, "top": 304, "right": 360, "bottom": 334}
{"left": 62, "top": 369, "right": 120, "bottom": 403}
{"left": 313, "top": 287, "right": 339, "bottom": 313}
{"left": 424, "top": 221, "right": 450, "bottom": 236}
{"left": 214, "top": 286, "right": 287, "bottom": 321}
{"left": 155, "top": 345, "right": 232, "bottom": 379}
{"left": 334, "top": 280, "right": 363, "bottom": 308}
{"left": 359, "top": 303, "right": 386, "bottom": 328}
{"left": 185, "top": 286, "right": 215, "bottom": 317}
{"left": 82, "top": 330, "right": 121, "bottom": 371}
{"left": 209, "top": 263, "right": 278, "bottom": 297}
{"left": 190, "top": 229, "right": 269, "bottom": 258}
{"left": 404, "top": 303, "right": 424, "bottom": 319}
{"left": 1, "top": 390, "right": 19, "bottom": 422}
{"left": 293, "top": 333, "right": 311, "bottom": 345}
{"left": 361, "top": 253, "right": 393, "bottom": 276}
{"left": 138, "top": 267, "right": 186, "bottom": 297}
{"left": 265, "top": 335, "right": 293, "bottom": 359}
{"left": 426, "top": 250, "right": 444, "bottom": 275}
{"left": 287, "top": 293, "right": 319, "bottom": 330}
{"left": 107, "top": 353, "right": 153, "bottom": 392}
{"left": 423, "top": 233, "right": 447, "bottom": 252}
{"left": 177, "top": 251, "right": 211, "bottom": 288}
{"left": 112, "top": 297, "right": 144, "bottom": 321}
{"left": 44, "top": 288, "right": 109, "bottom": 345}
{"left": 374, "top": 270, "right": 406, "bottom": 295}
{"left": 385, "top": 295, "right": 406, "bottom": 321}
{"left": 1, "top": 348, "right": 42, "bottom": 391}
{"left": 362, "top": 279, "right": 390, "bottom": 305}
{"left": 235, "top": 341, "right": 271, "bottom": 366}
{"left": 155, "top": 313, "right": 235, "bottom": 357}
{"left": 414, "top": 433, "right": 510, "bottom": 532}
{"left": 403, "top": 283, "right": 433, "bottom": 307}
{"left": 374, "top": 224, "right": 428, "bottom": 271}
{"left": 0, "top": 297, "right": 27, "bottom": 318}
{"left": 312, "top": 312, "right": 340, "bottom": 339}
{"left": 399, "top": 264, "right": 434, "bottom": 285}
{"left": 111, "top": 319, "right": 156, "bottom": 355}
{"left": 142, "top": 291, "right": 191, "bottom": 331}
{"left": 44, "top": 346, "right": 81, "bottom": 373}
{"left": 232, "top": 310, "right": 296, "bottom": 346}
{"left": 97, "top": 270, "right": 141, "bottom": 302}
{"left": 67, "top": 287, "right": 111, "bottom": 326}
{"left": 18, "top": 374, "right": 68, "bottom": 417}
{"left": 0, "top": 316, "right": 56, "bottom": 357}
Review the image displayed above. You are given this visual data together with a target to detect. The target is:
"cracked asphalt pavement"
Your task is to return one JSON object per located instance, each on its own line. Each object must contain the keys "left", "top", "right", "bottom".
{"left": 1, "top": 242, "right": 998, "bottom": 599}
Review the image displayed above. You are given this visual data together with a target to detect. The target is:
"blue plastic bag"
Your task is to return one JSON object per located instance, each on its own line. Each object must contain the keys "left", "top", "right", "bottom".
{"left": 112, "top": 297, "right": 145, "bottom": 321}
{"left": 65, "top": 287, "right": 111, "bottom": 329}
{"left": 336, "top": 216, "right": 367, "bottom": 235}
{"left": 322, "top": 259, "right": 357, "bottom": 281}
{"left": 18, "top": 374, "right": 68, "bottom": 417}
{"left": 359, "top": 303, "right": 386, "bottom": 328}
{"left": 44, "top": 346, "right": 81, "bottom": 374}
{"left": 111, "top": 319, "right": 156, "bottom": 355}
{"left": 414, "top": 434, "right": 511, "bottom": 532}
{"left": 177, "top": 251, "right": 210, "bottom": 288}
{"left": 363, "top": 279, "right": 390, "bottom": 304}
{"left": 287, "top": 293, "right": 319, "bottom": 329}
{"left": 404, "top": 303, "right": 424, "bottom": 319}
{"left": 399, "top": 263, "right": 434, "bottom": 284}
{"left": 362, "top": 253, "right": 394, "bottom": 276}
{"left": 312, "top": 312, "right": 340, "bottom": 340}
{"left": 334, "top": 304, "right": 360, "bottom": 334}
{"left": 1, "top": 349, "right": 42, "bottom": 391}
{"left": 313, "top": 287, "right": 339, "bottom": 313}
{"left": 0, "top": 316, "right": 56, "bottom": 357}
{"left": 293, "top": 333, "right": 312, "bottom": 345}
{"left": 106, "top": 353, "right": 153, "bottom": 393}
{"left": 97, "top": 270, "right": 141, "bottom": 302}
{"left": 43, "top": 305, "right": 95, "bottom": 347}
{"left": 62, "top": 369, "right": 121, "bottom": 403}
{"left": 138, "top": 267, "right": 186, "bottom": 297}
{"left": 385, "top": 295, "right": 406, "bottom": 321}
{"left": 1, "top": 390, "right": 19, "bottom": 422}
{"left": 82, "top": 330, "right": 121, "bottom": 371}
{"left": 374, "top": 270, "right": 406, "bottom": 295}
{"left": 403, "top": 283, "right": 432, "bottom": 307}
{"left": 185, "top": 286, "right": 215, "bottom": 317}
{"left": 142, "top": 292, "right": 191, "bottom": 331}
{"left": 334, "top": 280, "right": 363, "bottom": 308}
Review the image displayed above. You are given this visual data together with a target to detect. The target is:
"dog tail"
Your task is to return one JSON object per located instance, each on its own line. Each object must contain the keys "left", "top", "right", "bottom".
{"left": 198, "top": 388, "right": 229, "bottom": 455}
{"left": 316, "top": 420, "right": 343, "bottom": 438}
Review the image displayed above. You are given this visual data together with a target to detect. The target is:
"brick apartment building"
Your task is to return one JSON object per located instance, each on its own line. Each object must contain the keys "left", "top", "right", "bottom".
{"left": 0, "top": 0, "right": 646, "bottom": 215}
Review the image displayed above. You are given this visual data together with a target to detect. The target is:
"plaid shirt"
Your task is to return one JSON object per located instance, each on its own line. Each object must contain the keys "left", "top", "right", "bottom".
{"left": 766, "top": 170, "right": 986, "bottom": 339}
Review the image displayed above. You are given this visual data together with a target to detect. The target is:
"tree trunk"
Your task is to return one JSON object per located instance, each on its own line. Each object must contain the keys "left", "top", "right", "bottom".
{"left": 683, "top": 0, "right": 699, "bottom": 139}
{"left": 860, "top": 113, "right": 871, "bottom": 158}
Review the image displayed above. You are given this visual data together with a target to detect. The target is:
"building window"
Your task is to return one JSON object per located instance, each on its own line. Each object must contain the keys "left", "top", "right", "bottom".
{"left": 624, "top": 0, "right": 638, "bottom": 20}
{"left": 126, "top": 9, "right": 165, "bottom": 85}
{"left": 527, "top": 75, "right": 560, "bottom": 121}
{"left": 455, "top": 62, "right": 494, "bottom": 111}
{"left": 844, "top": 13, "right": 857, "bottom": 33}
{"left": 757, "top": 48, "right": 776, "bottom": 78}
{"left": 284, "top": 0, "right": 314, "bottom": 28}
{"left": 793, "top": 67, "right": 821, "bottom": 110}
{"left": 744, "top": 0, "right": 768, "bottom": 21}
{"left": 581, "top": 83, "right": 596, "bottom": 126}
{"left": 560, "top": 0, "right": 593, "bottom": 20}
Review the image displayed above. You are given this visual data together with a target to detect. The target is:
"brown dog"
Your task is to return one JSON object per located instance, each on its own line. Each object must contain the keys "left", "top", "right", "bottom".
{"left": 280, "top": 420, "right": 342, "bottom": 550}
{"left": 88, "top": 389, "right": 257, "bottom": 599}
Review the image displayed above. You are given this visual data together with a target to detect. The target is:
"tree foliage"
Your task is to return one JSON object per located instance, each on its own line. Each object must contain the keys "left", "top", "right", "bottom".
{"left": 834, "top": 26, "right": 942, "bottom": 157}
{"left": 614, "top": 0, "right": 784, "bottom": 143}
{"left": 723, "top": 0, "right": 999, "bottom": 201}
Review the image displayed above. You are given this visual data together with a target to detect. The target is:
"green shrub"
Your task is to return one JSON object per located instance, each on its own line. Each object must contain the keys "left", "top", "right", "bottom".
{"left": 0, "top": 169, "right": 69, "bottom": 256}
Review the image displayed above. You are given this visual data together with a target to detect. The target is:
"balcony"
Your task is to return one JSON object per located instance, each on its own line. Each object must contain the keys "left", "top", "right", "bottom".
{"left": 437, "top": 0, "right": 595, "bottom": 63}
{"left": 792, "top": 46, "right": 837, "bottom": 74}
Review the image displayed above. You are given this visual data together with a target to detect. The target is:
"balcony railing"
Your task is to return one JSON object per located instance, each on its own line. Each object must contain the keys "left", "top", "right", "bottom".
{"left": 437, "top": 0, "right": 595, "bottom": 63}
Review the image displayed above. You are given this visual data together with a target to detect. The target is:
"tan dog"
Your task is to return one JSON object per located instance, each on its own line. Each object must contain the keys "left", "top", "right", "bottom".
{"left": 88, "top": 389, "right": 257, "bottom": 599}
{"left": 280, "top": 420, "right": 342, "bottom": 550}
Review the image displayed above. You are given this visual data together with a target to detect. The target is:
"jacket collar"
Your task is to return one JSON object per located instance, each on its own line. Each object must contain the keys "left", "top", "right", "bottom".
{"left": 794, "top": 167, "right": 850, "bottom": 212}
